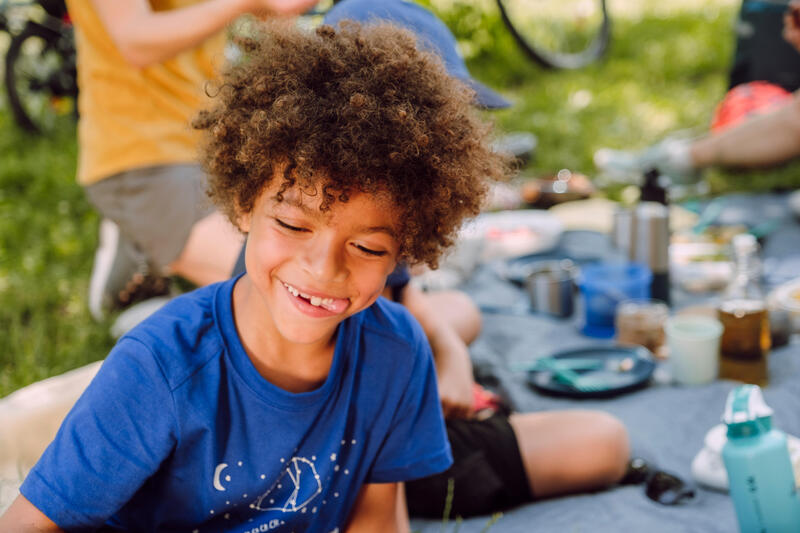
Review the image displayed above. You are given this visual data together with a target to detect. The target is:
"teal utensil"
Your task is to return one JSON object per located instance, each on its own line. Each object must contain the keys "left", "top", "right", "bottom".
{"left": 510, "top": 358, "right": 605, "bottom": 372}
{"left": 534, "top": 358, "right": 613, "bottom": 393}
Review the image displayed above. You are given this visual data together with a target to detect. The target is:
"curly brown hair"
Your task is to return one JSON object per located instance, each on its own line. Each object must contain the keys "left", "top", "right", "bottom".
{"left": 194, "top": 20, "right": 509, "bottom": 267}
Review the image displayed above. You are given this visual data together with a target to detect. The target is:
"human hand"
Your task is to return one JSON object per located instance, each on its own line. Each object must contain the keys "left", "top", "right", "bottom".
{"left": 436, "top": 355, "right": 475, "bottom": 420}
{"left": 783, "top": 1, "right": 800, "bottom": 53}
{"left": 249, "top": 0, "right": 320, "bottom": 17}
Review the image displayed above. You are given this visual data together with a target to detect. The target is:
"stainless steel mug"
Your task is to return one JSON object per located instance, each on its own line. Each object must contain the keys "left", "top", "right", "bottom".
{"left": 524, "top": 259, "right": 579, "bottom": 318}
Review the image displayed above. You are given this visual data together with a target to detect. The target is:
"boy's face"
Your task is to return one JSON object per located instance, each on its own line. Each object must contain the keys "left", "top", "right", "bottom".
{"left": 237, "top": 178, "right": 400, "bottom": 347}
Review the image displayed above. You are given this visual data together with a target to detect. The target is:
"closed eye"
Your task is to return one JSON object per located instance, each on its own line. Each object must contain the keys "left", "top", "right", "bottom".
{"left": 355, "top": 244, "right": 387, "bottom": 257}
{"left": 275, "top": 218, "right": 308, "bottom": 232}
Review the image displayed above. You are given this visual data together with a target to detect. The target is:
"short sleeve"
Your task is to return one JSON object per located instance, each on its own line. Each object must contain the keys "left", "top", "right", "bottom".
{"left": 385, "top": 263, "right": 411, "bottom": 289}
{"left": 367, "top": 338, "right": 452, "bottom": 483}
{"left": 20, "top": 337, "right": 177, "bottom": 530}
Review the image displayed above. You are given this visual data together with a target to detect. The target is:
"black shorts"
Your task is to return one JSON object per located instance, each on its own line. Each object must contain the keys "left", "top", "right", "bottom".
{"left": 405, "top": 412, "right": 533, "bottom": 518}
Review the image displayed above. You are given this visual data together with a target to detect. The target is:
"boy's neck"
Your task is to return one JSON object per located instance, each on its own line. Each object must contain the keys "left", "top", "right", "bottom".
{"left": 232, "top": 275, "right": 338, "bottom": 394}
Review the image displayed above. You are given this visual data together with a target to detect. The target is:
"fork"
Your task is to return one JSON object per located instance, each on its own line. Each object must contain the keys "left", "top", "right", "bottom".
{"left": 510, "top": 357, "right": 605, "bottom": 373}
{"left": 535, "top": 358, "right": 614, "bottom": 393}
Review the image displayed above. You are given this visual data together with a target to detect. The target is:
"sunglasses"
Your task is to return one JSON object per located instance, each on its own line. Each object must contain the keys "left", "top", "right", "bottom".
{"left": 621, "top": 457, "right": 697, "bottom": 506}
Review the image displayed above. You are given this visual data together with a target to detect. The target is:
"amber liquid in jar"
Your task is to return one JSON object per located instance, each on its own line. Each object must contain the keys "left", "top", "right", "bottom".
{"left": 718, "top": 299, "right": 771, "bottom": 386}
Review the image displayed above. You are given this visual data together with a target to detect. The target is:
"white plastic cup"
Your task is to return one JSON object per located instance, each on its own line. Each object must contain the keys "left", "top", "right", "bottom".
{"left": 665, "top": 315, "right": 724, "bottom": 385}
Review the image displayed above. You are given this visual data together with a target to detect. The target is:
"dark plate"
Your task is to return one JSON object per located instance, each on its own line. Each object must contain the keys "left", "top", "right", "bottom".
{"left": 527, "top": 345, "right": 656, "bottom": 399}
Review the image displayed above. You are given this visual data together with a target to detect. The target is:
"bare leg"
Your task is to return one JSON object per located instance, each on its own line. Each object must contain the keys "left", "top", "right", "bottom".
{"left": 168, "top": 211, "right": 244, "bottom": 286}
{"left": 396, "top": 483, "right": 411, "bottom": 533}
{"left": 509, "top": 410, "right": 630, "bottom": 498}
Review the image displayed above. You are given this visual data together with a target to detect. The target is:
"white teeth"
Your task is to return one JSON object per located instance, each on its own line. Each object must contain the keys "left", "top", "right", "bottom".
{"left": 284, "top": 283, "right": 336, "bottom": 308}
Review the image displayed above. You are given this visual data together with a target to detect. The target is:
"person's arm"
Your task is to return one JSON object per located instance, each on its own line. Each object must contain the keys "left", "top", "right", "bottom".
{"left": 690, "top": 92, "right": 800, "bottom": 169}
{"left": 783, "top": 0, "right": 800, "bottom": 53}
{"left": 0, "top": 494, "right": 63, "bottom": 532}
{"left": 345, "top": 482, "right": 408, "bottom": 533}
{"left": 688, "top": 0, "right": 800, "bottom": 169}
{"left": 397, "top": 284, "right": 474, "bottom": 419}
{"left": 90, "top": 0, "right": 318, "bottom": 68}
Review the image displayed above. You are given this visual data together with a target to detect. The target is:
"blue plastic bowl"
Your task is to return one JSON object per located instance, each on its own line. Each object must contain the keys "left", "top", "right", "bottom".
{"left": 578, "top": 262, "right": 652, "bottom": 338}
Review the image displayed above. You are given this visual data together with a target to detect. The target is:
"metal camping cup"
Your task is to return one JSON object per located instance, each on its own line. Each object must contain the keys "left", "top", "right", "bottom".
{"left": 524, "top": 259, "right": 578, "bottom": 318}
{"left": 611, "top": 206, "right": 634, "bottom": 257}
{"left": 611, "top": 203, "right": 671, "bottom": 305}
{"left": 631, "top": 202, "right": 670, "bottom": 304}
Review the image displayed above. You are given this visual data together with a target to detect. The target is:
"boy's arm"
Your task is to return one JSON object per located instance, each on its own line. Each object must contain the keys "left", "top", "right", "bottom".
{"left": 397, "top": 284, "right": 474, "bottom": 419}
{"left": 90, "top": 0, "right": 318, "bottom": 68}
{"left": 344, "top": 482, "right": 409, "bottom": 533}
{"left": 0, "top": 494, "right": 64, "bottom": 532}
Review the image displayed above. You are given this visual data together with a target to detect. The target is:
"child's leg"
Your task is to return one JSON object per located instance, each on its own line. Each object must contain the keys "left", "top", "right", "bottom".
{"left": 508, "top": 410, "right": 630, "bottom": 498}
{"left": 417, "top": 289, "right": 482, "bottom": 345}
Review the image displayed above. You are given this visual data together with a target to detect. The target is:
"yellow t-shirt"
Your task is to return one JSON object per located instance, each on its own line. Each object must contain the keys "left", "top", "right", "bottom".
{"left": 66, "top": 0, "right": 225, "bottom": 185}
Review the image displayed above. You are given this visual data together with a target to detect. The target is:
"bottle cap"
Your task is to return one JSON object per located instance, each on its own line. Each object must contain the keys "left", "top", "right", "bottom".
{"left": 731, "top": 233, "right": 757, "bottom": 256}
{"left": 723, "top": 385, "right": 773, "bottom": 437}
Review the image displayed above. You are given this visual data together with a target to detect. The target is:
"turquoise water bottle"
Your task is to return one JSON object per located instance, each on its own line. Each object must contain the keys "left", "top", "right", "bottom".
{"left": 721, "top": 385, "right": 800, "bottom": 533}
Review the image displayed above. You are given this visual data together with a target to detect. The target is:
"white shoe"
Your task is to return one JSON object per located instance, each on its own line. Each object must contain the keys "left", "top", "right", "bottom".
{"left": 87, "top": 219, "right": 170, "bottom": 321}
{"left": 110, "top": 296, "right": 172, "bottom": 338}
{"left": 594, "top": 137, "right": 700, "bottom": 186}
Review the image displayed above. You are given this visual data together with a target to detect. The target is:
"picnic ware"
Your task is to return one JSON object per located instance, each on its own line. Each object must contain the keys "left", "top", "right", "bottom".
{"left": 664, "top": 315, "right": 723, "bottom": 386}
{"left": 772, "top": 277, "right": 800, "bottom": 334}
{"left": 578, "top": 262, "right": 652, "bottom": 338}
{"left": 527, "top": 344, "right": 655, "bottom": 398}
{"left": 615, "top": 298, "right": 668, "bottom": 359}
{"left": 722, "top": 385, "right": 800, "bottom": 532}
{"left": 718, "top": 234, "right": 770, "bottom": 386}
{"left": 669, "top": 241, "right": 733, "bottom": 293}
{"left": 691, "top": 423, "right": 800, "bottom": 492}
{"left": 518, "top": 170, "right": 595, "bottom": 209}
{"left": 469, "top": 209, "right": 564, "bottom": 261}
{"left": 523, "top": 259, "right": 578, "bottom": 318}
{"left": 611, "top": 203, "right": 671, "bottom": 303}
{"left": 631, "top": 202, "right": 671, "bottom": 304}
{"left": 790, "top": 190, "right": 800, "bottom": 222}
{"left": 611, "top": 206, "right": 634, "bottom": 256}
{"left": 512, "top": 355, "right": 634, "bottom": 373}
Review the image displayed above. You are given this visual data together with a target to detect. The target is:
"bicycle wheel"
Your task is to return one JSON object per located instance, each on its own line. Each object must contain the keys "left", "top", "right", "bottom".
{"left": 5, "top": 21, "right": 77, "bottom": 134}
{"left": 496, "top": 0, "right": 610, "bottom": 70}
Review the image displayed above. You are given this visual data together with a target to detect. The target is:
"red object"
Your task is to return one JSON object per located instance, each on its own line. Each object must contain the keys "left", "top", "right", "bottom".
{"left": 472, "top": 383, "right": 503, "bottom": 413}
{"left": 710, "top": 81, "right": 792, "bottom": 133}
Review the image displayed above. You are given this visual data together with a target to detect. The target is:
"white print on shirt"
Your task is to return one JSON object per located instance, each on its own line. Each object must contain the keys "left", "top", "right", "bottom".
{"left": 213, "top": 463, "right": 231, "bottom": 491}
{"left": 251, "top": 457, "right": 322, "bottom": 512}
{"left": 205, "top": 439, "right": 358, "bottom": 529}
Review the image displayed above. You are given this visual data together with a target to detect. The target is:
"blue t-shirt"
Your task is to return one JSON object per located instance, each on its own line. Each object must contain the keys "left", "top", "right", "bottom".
{"left": 21, "top": 277, "right": 452, "bottom": 533}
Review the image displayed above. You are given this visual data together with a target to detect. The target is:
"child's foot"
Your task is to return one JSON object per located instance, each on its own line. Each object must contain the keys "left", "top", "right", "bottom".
{"left": 594, "top": 138, "right": 700, "bottom": 185}
{"left": 88, "top": 219, "right": 171, "bottom": 321}
{"left": 110, "top": 296, "right": 173, "bottom": 338}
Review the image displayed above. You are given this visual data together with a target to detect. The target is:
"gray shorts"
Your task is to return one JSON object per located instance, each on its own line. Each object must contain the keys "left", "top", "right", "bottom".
{"left": 84, "top": 164, "right": 215, "bottom": 272}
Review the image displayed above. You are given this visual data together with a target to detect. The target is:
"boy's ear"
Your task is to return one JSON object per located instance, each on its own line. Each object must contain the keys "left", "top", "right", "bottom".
{"left": 234, "top": 205, "right": 251, "bottom": 234}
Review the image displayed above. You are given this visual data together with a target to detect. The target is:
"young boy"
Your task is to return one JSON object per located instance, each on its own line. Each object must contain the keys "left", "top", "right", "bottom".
{"left": 321, "top": 0, "right": 631, "bottom": 520}
{"left": 0, "top": 20, "right": 508, "bottom": 532}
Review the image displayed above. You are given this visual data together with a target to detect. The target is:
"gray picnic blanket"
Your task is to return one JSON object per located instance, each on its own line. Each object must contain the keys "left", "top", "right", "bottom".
{"left": 411, "top": 193, "right": 800, "bottom": 533}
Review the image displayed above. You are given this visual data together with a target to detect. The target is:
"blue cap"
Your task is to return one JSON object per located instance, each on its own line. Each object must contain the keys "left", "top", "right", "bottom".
{"left": 323, "top": 0, "right": 511, "bottom": 110}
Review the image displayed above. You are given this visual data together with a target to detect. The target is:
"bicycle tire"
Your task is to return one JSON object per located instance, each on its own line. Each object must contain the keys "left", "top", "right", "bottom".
{"left": 5, "top": 21, "right": 77, "bottom": 133}
{"left": 496, "top": 0, "right": 611, "bottom": 70}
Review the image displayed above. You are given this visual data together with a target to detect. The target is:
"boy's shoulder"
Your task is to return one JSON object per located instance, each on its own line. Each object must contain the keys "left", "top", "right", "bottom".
{"left": 118, "top": 280, "right": 230, "bottom": 390}
{"left": 357, "top": 296, "right": 428, "bottom": 355}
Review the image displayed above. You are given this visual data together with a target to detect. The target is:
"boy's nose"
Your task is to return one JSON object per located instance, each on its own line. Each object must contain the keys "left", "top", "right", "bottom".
{"left": 302, "top": 236, "right": 347, "bottom": 283}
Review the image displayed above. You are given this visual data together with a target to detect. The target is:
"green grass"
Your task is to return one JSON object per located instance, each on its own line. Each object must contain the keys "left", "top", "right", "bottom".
{"left": 0, "top": 112, "right": 112, "bottom": 396}
{"left": 2, "top": 0, "right": 798, "bottom": 397}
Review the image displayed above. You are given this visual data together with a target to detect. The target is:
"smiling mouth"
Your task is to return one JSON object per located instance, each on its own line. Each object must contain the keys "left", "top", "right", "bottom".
{"left": 282, "top": 282, "right": 348, "bottom": 312}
